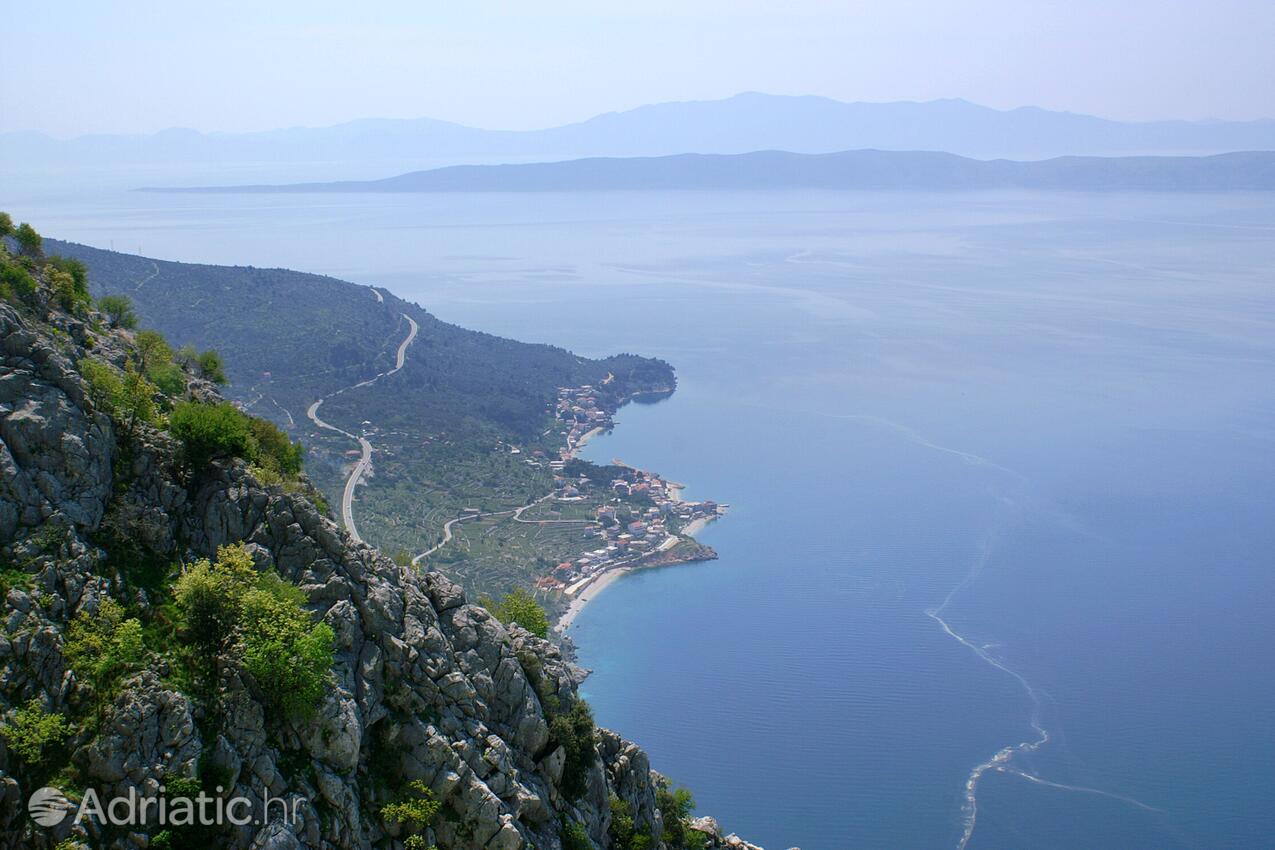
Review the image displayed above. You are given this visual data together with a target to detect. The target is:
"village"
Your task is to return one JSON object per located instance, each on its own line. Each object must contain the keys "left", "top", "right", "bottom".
{"left": 521, "top": 384, "right": 726, "bottom": 600}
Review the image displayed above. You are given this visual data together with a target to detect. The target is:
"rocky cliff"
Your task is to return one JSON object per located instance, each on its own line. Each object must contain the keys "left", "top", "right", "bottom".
{"left": 0, "top": 259, "right": 762, "bottom": 849}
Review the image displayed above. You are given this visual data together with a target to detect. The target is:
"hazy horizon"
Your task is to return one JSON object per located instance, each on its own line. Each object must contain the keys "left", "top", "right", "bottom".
{"left": 3, "top": 1, "right": 1275, "bottom": 137}
{"left": 8, "top": 92, "right": 1275, "bottom": 143}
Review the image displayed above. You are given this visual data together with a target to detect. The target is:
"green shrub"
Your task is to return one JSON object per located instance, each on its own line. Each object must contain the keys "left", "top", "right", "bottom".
{"left": 118, "top": 363, "right": 159, "bottom": 429}
{"left": 97, "top": 294, "right": 138, "bottom": 329}
{"left": 169, "top": 401, "right": 253, "bottom": 469}
{"left": 173, "top": 544, "right": 257, "bottom": 657}
{"left": 549, "top": 699, "right": 596, "bottom": 802}
{"left": 80, "top": 359, "right": 160, "bottom": 432}
{"left": 0, "top": 566, "right": 32, "bottom": 597}
{"left": 240, "top": 581, "right": 334, "bottom": 719}
{"left": 64, "top": 599, "right": 147, "bottom": 701}
{"left": 246, "top": 416, "right": 304, "bottom": 477}
{"left": 170, "top": 344, "right": 228, "bottom": 387}
{"left": 173, "top": 544, "right": 332, "bottom": 719}
{"left": 608, "top": 795, "right": 654, "bottom": 850}
{"left": 381, "top": 779, "right": 441, "bottom": 835}
{"left": 656, "top": 782, "right": 701, "bottom": 849}
{"left": 81, "top": 358, "right": 123, "bottom": 410}
{"left": 0, "top": 211, "right": 12, "bottom": 239}
{"left": 51, "top": 268, "right": 88, "bottom": 311}
{"left": 0, "top": 262, "right": 36, "bottom": 300}
{"left": 195, "top": 349, "right": 227, "bottom": 384}
{"left": 561, "top": 818, "right": 592, "bottom": 850}
{"left": 14, "top": 222, "right": 41, "bottom": 257}
{"left": 135, "top": 330, "right": 186, "bottom": 396}
{"left": 170, "top": 400, "right": 303, "bottom": 478}
{"left": 135, "top": 329, "right": 173, "bottom": 370}
{"left": 46, "top": 256, "right": 88, "bottom": 299}
{"left": 148, "top": 360, "right": 187, "bottom": 397}
{"left": 483, "top": 588, "right": 549, "bottom": 638}
{"left": 1, "top": 698, "right": 71, "bottom": 765}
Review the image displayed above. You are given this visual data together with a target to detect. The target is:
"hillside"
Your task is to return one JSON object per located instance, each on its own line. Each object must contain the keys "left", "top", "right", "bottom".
{"left": 43, "top": 239, "right": 690, "bottom": 605}
{"left": 147, "top": 149, "right": 1275, "bottom": 194}
{"left": 0, "top": 230, "right": 759, "bottom": 849}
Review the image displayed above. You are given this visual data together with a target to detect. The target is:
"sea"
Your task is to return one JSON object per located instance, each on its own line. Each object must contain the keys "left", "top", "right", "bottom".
{"left": 6, "top": 186, "right": 1274, "bottom": 849}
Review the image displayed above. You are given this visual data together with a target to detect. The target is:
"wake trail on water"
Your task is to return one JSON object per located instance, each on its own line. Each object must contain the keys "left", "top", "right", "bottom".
{"left": 735, "top": 402, "right": 1155, "bottom": 843}
{"left": 930, "top": 510, "right": 1159, "bottom": 849}
{"left": 998, "top": 768, "right": 1162, "bottom": 812}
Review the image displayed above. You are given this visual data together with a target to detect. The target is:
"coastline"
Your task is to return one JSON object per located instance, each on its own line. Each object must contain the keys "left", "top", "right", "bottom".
{"left": 569, "top": 425, "right": 607, "bottom": 456}
{"left": 557, "top": 567, "right": 630, "bottom": 630}
{"left": 550, "top": 387, "right": 723, "bottom": 635}
{"left": 555, "top": 510, "right": 724, "bottom": 634}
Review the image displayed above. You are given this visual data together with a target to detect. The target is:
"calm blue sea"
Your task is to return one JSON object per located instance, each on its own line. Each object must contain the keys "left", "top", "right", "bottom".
{"left": 7, "top": 189, "right": 1275, "bottom": 849}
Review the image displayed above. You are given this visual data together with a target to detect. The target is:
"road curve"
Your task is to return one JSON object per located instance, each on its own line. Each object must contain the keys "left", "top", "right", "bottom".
{"left": 411, "top": 492, "right": 601, "bottom": 567}
{"left": 306, "top": 313, "right": 418, "bottom": 544}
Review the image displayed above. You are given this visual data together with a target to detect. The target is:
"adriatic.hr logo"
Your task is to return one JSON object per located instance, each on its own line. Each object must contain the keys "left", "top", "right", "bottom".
{"left": 27, "top": 784, "right": 302, "bottom": 829}
{"left": 28, "top": 786, "right": 75, "bottom": 827}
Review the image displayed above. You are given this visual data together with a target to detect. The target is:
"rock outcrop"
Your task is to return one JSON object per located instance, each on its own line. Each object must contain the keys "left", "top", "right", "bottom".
{"left": 0, "top": 290, "right": 764, "bottom": 850}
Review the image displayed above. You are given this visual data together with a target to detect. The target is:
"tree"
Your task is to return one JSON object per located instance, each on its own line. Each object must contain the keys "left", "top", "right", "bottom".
{"left": 246, "top": 416, "right": 304, "bottom": 476}
{"left": 135, "top": 329, "right": 174, "bottom": 371}
{"left": 195, "top": 349, "right": 228, "bottom": 384}
{"left": 46, "top": 256, "right": 88, "bottom": 297}
{"left": 13, "top": 222, "right": 41, "bottom": 257}
{"left": 168, "top": 401, "right": 252, "bottom": 469}
{"left": 485, "top": 588, "right": 549, "bottom": 638}
{"left": 79, "top": 359, "right": 159, "bottom": 433}
{"left": 239, "top": 573, "right": 334, "bottom": 718}
{"left": 116, "top": 363, "right": 158, "bottom": 431}
{"left": 136, "top": 329, "right": 185, "bottom": 396}
{"left": 80, "top": 358, "right": 124, "bottom": 412}
{"left": 656, "top": 782, "right": 702, "bottom": 849}
{"left": 0, "top": 699, "right": 70, "bottom": 765}
{"left": 380, "top": 780, "right": 441, "bottom": 833}
{"left": 44, "top": 266, "right": 86, "bottom": 312}
{"left": 97, "top": 293, "right": 138, "bottom": 329}
{"left": 549, "top": 699, "right": 596, "bottom": 801}
{"left": 63, "top": 599, "right": 146, "bottom": 701}
{"left": 0, "top": 211, "right": 13, "bottom": 239}
{"left": 174, "top": 545, "right": 333, "bottom": 718}
{"left": 173, "top": 544, "right": 257, "bottom": 657}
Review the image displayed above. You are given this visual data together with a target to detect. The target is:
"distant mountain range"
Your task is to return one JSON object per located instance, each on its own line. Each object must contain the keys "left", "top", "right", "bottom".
{"left": 8, "top": 94, "right": 1275, "bottom": 188}
{"left": 145, "top": 149, "right": 1275, "bottom": 194}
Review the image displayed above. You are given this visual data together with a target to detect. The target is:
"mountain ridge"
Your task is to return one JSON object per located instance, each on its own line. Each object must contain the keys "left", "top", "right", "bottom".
{"left": 8, "top": 93, "right": 1275, "bottom": 182}
{"left": 141, "top": 149, "right": 1275, "bottom": 194}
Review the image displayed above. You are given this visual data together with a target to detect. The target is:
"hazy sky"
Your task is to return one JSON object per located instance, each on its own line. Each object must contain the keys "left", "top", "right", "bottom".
{"left": 4, "top": 0, "right": 1274, "bottom": 137}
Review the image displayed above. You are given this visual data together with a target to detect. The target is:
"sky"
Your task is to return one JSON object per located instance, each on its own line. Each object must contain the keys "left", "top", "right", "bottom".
{"left": 3, "top": 0, "right": 1274, "bottom": 137}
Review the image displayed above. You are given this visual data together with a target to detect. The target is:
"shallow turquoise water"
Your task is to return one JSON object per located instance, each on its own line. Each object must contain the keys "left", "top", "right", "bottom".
{"left": 10, "top": 189, "right": 1275, "bottom": 848}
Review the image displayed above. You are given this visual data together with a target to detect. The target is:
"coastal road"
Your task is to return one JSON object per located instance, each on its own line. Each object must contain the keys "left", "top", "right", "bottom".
{"left": 410, "top": 491, "right": 599, "bottom": 566}
{"left": 306, "top": 313, "right": 418, "bottom": 544}
{"left": 411, "top": 507, "right": 516, "bottom": 566}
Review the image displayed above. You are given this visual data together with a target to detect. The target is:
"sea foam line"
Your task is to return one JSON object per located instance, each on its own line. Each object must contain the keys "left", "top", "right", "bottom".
{"left": 997, "top": 767, "right": 1161, "bottom": 812}
{"left": 929, "top": 517, "right": 1158, "bottom": 849}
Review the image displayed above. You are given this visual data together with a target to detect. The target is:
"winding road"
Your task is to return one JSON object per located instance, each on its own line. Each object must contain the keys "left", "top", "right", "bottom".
{"left": 411, "top": 494, "right": 600, "bottom": 566}
{"left": 306, "top": 313, "right": 418, "bottom": 544}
